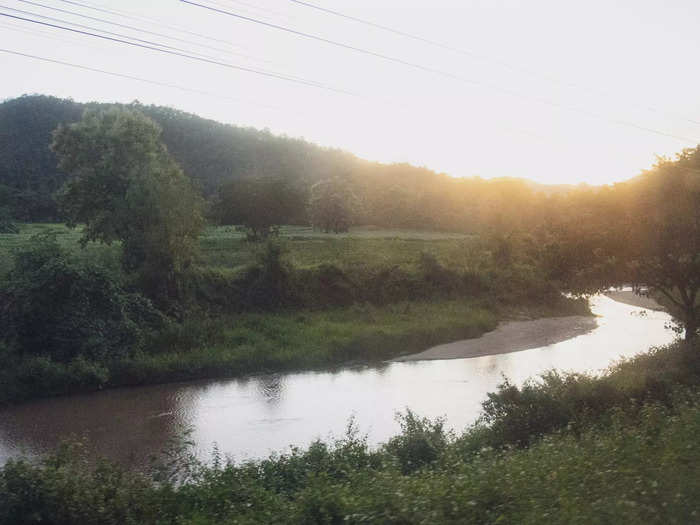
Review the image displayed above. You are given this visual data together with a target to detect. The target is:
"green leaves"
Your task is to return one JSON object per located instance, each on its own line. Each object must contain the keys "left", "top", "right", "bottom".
{"left": 0, "top": 234, "right": 162, "bottom": 363}
{"left": 51, "top": 107, "right": 204, "bottom": 308}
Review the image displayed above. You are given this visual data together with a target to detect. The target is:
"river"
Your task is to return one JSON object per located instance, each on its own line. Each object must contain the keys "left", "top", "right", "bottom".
{"left": 0, "top": 294, "right": 675, "bottom": 467}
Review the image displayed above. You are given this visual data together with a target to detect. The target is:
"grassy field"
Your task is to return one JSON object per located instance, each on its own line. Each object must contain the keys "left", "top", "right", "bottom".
{"left": 1, "top": 224, "right": 479, "bottom": 277}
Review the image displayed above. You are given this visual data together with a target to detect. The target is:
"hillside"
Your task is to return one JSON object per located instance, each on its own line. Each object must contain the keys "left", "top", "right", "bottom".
{"left": 0, "top": 94, "right": 362, "bottom": 221}
{"left": 0, "top": 94, "right": 582, "bottom": 230}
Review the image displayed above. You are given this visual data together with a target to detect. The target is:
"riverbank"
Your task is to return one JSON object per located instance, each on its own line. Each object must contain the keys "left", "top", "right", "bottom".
{"left": 394, "top": 314, "right": 597, "bottom": 361}
{"left": 1, "top": 224, "right": 592, "bottom": 406}
{"left": 604, "top": 290, "right": 664, "bottom": 311}
{"left": 0, "top": 297, "right": 589, "bottom": 406}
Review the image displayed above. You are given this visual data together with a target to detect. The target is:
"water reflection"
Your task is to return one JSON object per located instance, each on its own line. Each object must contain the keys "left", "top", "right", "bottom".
{"left": 253, "top": 374, "right": 285, "bottom": 406}
{"left": 0, "top": 295, "right": 676, "bottom": 467}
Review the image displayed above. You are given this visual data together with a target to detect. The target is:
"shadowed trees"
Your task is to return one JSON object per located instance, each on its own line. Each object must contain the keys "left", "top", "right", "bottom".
{"left": 626, "top": 148, "right": 700, "bottom": 341}
{"left": 51, "top": 107, "right": 204, "bottom": 307}
{"left": 214, "top": 177, "right": 305, "bottom": 241}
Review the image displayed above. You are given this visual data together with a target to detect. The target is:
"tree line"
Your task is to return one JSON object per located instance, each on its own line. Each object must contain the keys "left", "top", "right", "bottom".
{"left": 0, "top": 94, "right": 569, "bottom": 230}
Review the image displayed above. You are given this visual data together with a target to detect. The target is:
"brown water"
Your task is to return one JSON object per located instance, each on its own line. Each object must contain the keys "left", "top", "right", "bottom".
{"left": 0, "top": 295, "right": 675, "bottom": 467}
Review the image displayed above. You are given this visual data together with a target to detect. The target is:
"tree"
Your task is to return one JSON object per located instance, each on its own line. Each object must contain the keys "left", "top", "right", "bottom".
{"left": 628, "top": 147, "right": 700, "bottom": 341}
{"left": 51, "top": 107, "right": 204, "bottom": 307}
{"left": 308, "top": 176, "right": 359, "bottom": 233}
{"left": 215, "top": 177, "right": 305, "bottom": 241}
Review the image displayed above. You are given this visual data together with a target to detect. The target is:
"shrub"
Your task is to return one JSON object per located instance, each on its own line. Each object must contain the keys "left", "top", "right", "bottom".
{"left": 365, "top": 265, "right": 419, "bottom": 305}
{"left": 294, "top": 263, "right": 356, "bottom": 308}
{"left": 477, "top": 341, "right": 700, "bottom": 449}
{"left": 0, "top": 234, "right": 163, "bottom": 362}
{"left": 418, "top": 252, "right": 461, "bottom": 296}
{"left": 385, "top": 410, "right": 449, "bottom": 474}
{"left": 242, "top": 241, "right": 293, "bottom": 309}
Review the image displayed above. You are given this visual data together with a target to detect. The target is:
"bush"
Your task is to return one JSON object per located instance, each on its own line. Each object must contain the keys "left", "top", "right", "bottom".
{"left": 365, "top": 265, "right": 420, "bottom": 305}
{"left": 294, "top": 263, "right": 356, "bottom": 308}
{"left": 476, "top": 340, "right": 700, "bottom": 449}
{"left": 242, "top": 241, "right": 293, "bottom": 309}
{"left": 385, "top": 410, "right": 449, "bottom": 474}
{"left": 0, "top": 234, "right": 163, "bottom": 362}
{"left": 418, "top": 252, "right": 461, "bottom": 297}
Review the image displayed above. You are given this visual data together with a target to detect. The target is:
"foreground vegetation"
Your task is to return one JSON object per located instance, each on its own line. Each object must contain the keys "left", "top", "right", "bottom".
{"left": 2, "top": 339, "right": 698, "bottom": 524}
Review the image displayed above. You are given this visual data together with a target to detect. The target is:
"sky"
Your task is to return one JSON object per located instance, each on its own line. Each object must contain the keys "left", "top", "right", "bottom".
{"left": 2, "top": 0, "right": 700, "bottom": 185}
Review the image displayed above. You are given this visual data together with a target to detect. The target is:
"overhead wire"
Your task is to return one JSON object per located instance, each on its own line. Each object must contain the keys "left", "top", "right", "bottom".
{"left": 1, "top": 17, "right": 549, "bottom": 145}
{"left": 0, "top": 9, "right": 361, "bottom": 96}
{"left": 55, "top": 0, "right": 277, "bottom": 64}
{"left": 4, "top": 1, "right": 698, "bottom": 145}
{"left": 0, "top": 46, "right": 293, "bottom": 113}
{"left": 3, "top": 4, "right": 233, "bottom": 60}
{"left": 287, "top": 0, "right": 700, "bottom": 128}
{"left": 180, "top": 0, "right": 700, "bottom": 144}
{"left": 16, "top": 0, "right": 266, "bottom": 60}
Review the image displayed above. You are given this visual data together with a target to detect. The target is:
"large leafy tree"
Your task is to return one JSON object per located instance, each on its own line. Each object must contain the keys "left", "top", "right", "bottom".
{"left": 628, "top": 147, "right": 700, "bottom": 341}
{"left": 51, "top": 107, "right": 204, "bottom": 307}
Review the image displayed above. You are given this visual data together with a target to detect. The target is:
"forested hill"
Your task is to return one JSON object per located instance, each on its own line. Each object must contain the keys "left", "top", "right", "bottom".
{"left": 1, "top": 94, "right": 581, "bottom": 230}
{"left": 0, "top": 94, "right": 363, "bottom": 221}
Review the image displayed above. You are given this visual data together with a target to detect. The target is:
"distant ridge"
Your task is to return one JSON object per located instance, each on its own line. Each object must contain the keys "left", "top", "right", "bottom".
{"left": 0, "top": 94, "right": 587, "bottom": 226}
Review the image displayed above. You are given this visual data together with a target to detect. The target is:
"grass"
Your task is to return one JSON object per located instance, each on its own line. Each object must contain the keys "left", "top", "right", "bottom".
{"left": 1, "top": 224, "right": 479, "bottom": 277}
{"left": 110, "top": 300, "right": 499, "bottom": 387}
{"left": 0, "top": 223, "right": 119, "bottom": 277}
{"left": 198, "top": 226, "right": 480, "bottom": 275}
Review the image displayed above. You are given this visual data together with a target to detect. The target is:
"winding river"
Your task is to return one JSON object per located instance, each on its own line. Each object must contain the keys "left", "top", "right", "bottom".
{"left": 0, "top": 294, "right": 675, "bottom": 467}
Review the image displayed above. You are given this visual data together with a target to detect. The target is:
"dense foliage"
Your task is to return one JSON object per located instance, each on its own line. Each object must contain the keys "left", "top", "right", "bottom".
{"left": 0, "top": 95, "right": 83, "bottom": 221}
{"left": 51, "top": 107, "right": 204, "bottom": 307}
{"left": 213, "top": 177, "right": 305, "bottom": 240}
{"left": 0, "top": 234, "right": 164, "bottom": 399}
{"left": 626, "top": 149, "right": 700, "bottom": 340}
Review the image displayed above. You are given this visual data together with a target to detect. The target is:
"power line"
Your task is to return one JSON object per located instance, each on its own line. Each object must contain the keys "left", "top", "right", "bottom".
{"left": 182, "top": 0, "right": 482, "bottom": 84}
{"left": 17, "top": 0, "right": 258, "bottom": 59}
{"left": 0, "top": 46, "right": 291, "bottom": 112}
{"left": 0, "top": 18, "right": 91, "bottom": 47}
{"left": 0, "top": 39, "right": 535, "bottom": 144}
{"left": 181, "top": 0, "right": 700, "bottom": 144}
{"left": 11, "top": 3, "right": 376, "bottom": 93}
{"left": 288, "top": 0, "right": 700, "bottom": 128}
{"left": 0, "top": 18, "right": 551, "bottom": 145}
{"left": 55, "top": 0, "right": 278, "bottom": 64}
{"left": 0, "top": 10, "right": 360, "bottom": 96}
{"left": 5, "top": 2, "right": 697, "bottom": 145}
{"left": 215, "top": 0, "right": 293, "bottom": 20}
{"left": 3, "top": 4, "right": 225, "bottom": 59}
